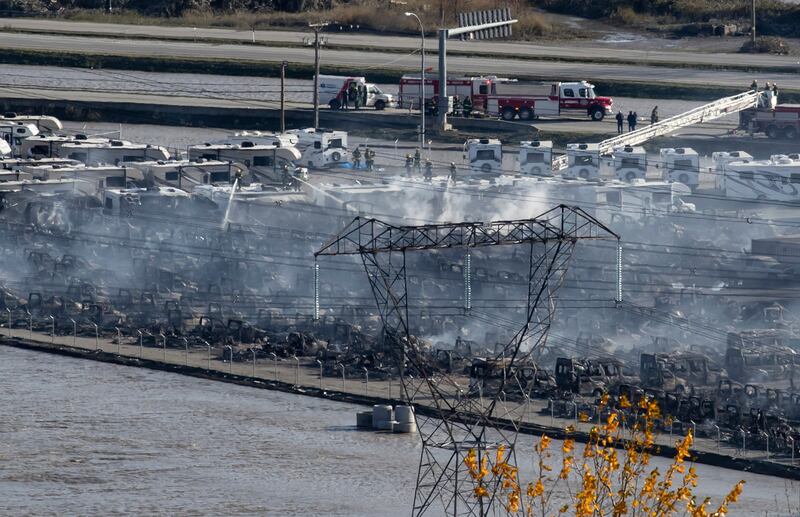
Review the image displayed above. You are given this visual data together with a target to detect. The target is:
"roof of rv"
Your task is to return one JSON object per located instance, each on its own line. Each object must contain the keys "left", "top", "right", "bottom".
{"left": 520, "top": 140, "right": 553, "bottom": 148}
{"left": 190, "top": 143, "right": 288, "bottom": 151}
{"left": 61, "top": 141, "right": 165, "bottom": 150}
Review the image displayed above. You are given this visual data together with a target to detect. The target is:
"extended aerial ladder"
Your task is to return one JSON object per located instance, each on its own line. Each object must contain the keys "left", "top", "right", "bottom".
{"left": 551, "top": 89, "right": 768, "bottom": 172}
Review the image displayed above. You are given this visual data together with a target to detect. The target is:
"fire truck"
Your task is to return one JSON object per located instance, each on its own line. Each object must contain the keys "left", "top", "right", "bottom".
{"left": 398, "top": 75, "right": 494, "bottom": 110}
{"left": 741, "top": 102, "right": 800, "bottom": 139}
{"left": 485, "top": 81, "right": 613, "bottom": 121}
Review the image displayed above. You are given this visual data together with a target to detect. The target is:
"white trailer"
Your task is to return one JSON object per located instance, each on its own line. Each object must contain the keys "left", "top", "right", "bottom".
{"left": 286, "top": 128, "right": 349, "bottom": 168}
{"left": 466, "top": 138, "right": 502, "bottom": 174}
{"left": 613, "top": 146, "right": 647, "bottom": 182}
{"left": 564, "top": 143, "right": 601, "bottom": 180}
{"left": 660, "top": 148, "right": 700, "bottom": 189}
{"left": 60, "top": 140, "right": 170, "bottom": 165}
{"left": 712, "top": 151, "right": 754, "bottom": 191}
{"left": 518, "top": 141, "right": 552, "bottom": 176}
{"left": 724, "top": 155, "right": 800, "bottom": 202}
{"left": 0, "top": 113, "right": 62, "bottom": 133}
{"left": 120, "top": 159, "right": 243, "bottom": 189}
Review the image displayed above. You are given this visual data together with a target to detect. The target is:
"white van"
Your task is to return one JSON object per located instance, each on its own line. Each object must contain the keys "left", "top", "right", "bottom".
{"left": 318, "top": 75, "right": 396, "bottom": 110}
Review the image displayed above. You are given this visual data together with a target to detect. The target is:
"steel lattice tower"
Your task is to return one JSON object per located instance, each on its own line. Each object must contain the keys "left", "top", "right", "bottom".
{"left": 316, "top": 205, "right": 620, "bottom": 516}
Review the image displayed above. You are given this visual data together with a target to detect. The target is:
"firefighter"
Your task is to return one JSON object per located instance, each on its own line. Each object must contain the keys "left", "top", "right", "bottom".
{"left": 615, "top": 110, "right": 624, "bottom": 134}
{"left": 340, "top": 91, "right": 348, "bottom": 110}
{"left": 413, "top": 148, "right": 421, "bottom": 169}
{"left": 405, "top": 153, "right": 414, "bottom": 175}
{"left": 462, "top": 96, "right": 473, "bottom": 118}
{"left": 352, "top": 146, "right": 362, "bottom": 169}
{"left": 750, "top": 79, "right": 758, "bottom": 91}
{"left": 650, "top": 106, "right": 659, "bottom": 125}
{"left": 348, "top": 82, "right": 358, "bottom": 110}
{"left": 452, "top": 95, "right": 461, "bottom": 116}
{"left": 360, "top": 83, "right": 368, "bottom": 108}
{"left": 449, "top": 162, "right": 457, "bottom": 183}
{"left": 424, "top": 159, "right": 433, "bottom": 181}
{"left": 281, "top": 163, "right": 291, "bottom": 186}
{"left": 364, "top": 147, "right": 375, "bottom": 171}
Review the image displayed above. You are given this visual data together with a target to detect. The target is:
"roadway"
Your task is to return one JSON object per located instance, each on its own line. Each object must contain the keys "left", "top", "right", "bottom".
{"left": 0, "top": 31, "right": 796, "bottom": 92}
{"left": 3, "top": 17, "right": 800, "bottom": 71}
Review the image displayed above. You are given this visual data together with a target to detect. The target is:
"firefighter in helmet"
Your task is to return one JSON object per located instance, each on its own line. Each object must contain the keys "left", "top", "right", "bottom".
{"left": 462, "top": 96, "right": 473, "bottom": 118}
{"left": 424, "top": 159, "right": 433, "bottom": 181}
{"left": 352, "top": 146, "right": 362, "bottom": 169}
{"left": 413, "top": 148, "right": 421, "bottom": 169}
{"left": 405, "top": 153, "right": 414, "bottom": 175}
{"left": 449, "top": 162, "right": 457, "bottom": 184}
{"left": 364, "top": 146, "right": 375, "bottom": 171}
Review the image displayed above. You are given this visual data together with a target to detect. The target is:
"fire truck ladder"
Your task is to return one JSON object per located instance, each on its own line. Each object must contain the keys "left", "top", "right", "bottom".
{"left": 551, "top": 89, "right": 764, "bottom": 171}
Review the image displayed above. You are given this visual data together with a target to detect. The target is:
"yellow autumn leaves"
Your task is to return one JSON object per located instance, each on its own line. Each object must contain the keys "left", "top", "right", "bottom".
{"left": 463, "top": 394, "right": 745, "bottom": 516}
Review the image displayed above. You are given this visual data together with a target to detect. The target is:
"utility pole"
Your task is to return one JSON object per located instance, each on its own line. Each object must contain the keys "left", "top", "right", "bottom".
{"left": 309, "top": 22, "right": 329, "bottom": 130}
{"left": 280, "top": 60, "right": 287, "bottom": 133}
{"left": 752, "top": 0, "right": 757, "bottom": 46}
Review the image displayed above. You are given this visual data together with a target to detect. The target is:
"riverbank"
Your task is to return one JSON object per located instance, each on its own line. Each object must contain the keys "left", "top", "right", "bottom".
{"left": 4, "top": 330, "right": 800, "bottom": 481}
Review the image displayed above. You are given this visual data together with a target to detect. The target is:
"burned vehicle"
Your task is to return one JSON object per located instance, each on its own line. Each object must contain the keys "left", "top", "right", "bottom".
{"left": 725, "top": 330, "right": 798, "bottom": 384}
{"left": 555, "top": 357, "right": 636, "bottom": 397}
{"left": 639, "top": 352, "right": 722, "bottom": 394}
{"left": 468, "top": 357, "right": 555, "bottom": 400}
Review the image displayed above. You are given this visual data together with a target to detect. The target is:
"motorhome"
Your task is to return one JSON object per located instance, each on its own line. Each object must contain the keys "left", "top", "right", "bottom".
{"left": 19, "top": 134, "right": 107, "bottom": 159}
{"left": 21, "top": 163, "right": 144, "bottom": 191}
{"left": 103, "top": 186, "right": 191, "bottom": 216}
{"left": 712, "top": 151, "right": 754, "bottom": 191}
{"left": 286, "top": 128, "right": 349, "bottom": 168}
{"left": 224, "top": 131, "right": 299, "bottom": 148}
{"left": 517, "top": 140, "right": 552, "bottom": 176}
{"left": 0, "top": 122, "right": 40, "bottom": 155}
{"left": 660, "top": 148, "right": 700, "bottom": 189}
{"left": 60, "top": 140, "right": 171, "bottom": 165}
{"left": 466, "top": 138, "right": 502, "bottom": 174}
{"left": 188, "top": 142, "right": 301, "bottom": 183}
{"left": 119, "top": 159, "right": 243, "bottom": 190}
{"left": 722, "top": 154, "right": 800, "bottom": 202}
{"left": 564, "top": 143, "right": 601, "bottom": 180}
{"left": 613, "top": 146, "right": 647, "bottom": 182}
{"left": 0, "top": 112, "right": 63, "bottom": 132}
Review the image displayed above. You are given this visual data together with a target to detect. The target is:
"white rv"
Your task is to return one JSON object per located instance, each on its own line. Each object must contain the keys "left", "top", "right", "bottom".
{"left": 466, "top": 138, "right": 502, "bottom": 174}
{"left": 119, "top": 159, "right": 242, "bottom": 190}
{"left": 60, "top": 140, "right": 171, "bottom": 165}
{"left": 724, "top": 154, "right": 800, "bottom": 202}
{"left": 21, "top": 163, "right": 143, "bottom": 191}
{"left": 0, "top": 139, "right": 11, "bottom": 158}
{"left": 0, "top": 112, "right": 62, "bottom": 133}
{"left": 0, "top": 122, "right": 40, "bottom": 156}
{"left": 564, "top": 143, "right": 601, "bottom": 180}
{"left": 518, "top": 141, "right": 552, "bottom": 176}
{"left": 613, "top": 146, "right": 647, "bottom": 182}
{"left": 287, "top": 128, "right": 349, "bottom": 168}
{"left": 660, "top": 148, "right": 700, "bottom": 189}
{"left": 103, "top": 186, "right": 190, "bottom": 216}
{"left": 712, "top": 151, "right": 754, "bottom": 191}
{"left": 19, "top": 134, "right": 108, "bottom": 159}
{"left": 188, "top": 142, "right": 301, "bottom": 183}
{"left": 225, "top": 131, "right": 300, "bottom": 148}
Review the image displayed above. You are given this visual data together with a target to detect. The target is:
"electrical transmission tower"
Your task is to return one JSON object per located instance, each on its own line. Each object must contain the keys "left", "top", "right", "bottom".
{"left": 315, "top": 205, "right": 620, "bottom": 516}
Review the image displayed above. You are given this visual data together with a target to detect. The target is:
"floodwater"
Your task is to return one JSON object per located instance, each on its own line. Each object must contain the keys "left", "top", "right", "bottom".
{"left": 2, "top": 346, "right": 800, "bottom": 516}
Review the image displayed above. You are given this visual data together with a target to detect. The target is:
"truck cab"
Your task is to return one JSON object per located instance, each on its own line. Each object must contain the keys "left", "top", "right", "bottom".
{"left": 613, "top": 146, "right": 647, "bottom": 182}
{"left": 466, "top": 138, "right": 502, "bottom": 174}
{"left": 554, "top": 81, "right": 613, "bottom": 121}
{"left": 660, "top": 148, "right": 700, "bottom": 189}
{"left": 564, "top": 143, "right": 601, "bottom": 180}
{"left": 518, "top": 140, "right": 552, "bottom": 176}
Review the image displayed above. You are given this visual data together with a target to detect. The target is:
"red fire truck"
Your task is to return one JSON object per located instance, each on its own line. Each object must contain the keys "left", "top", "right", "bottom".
{"left": 485, "top": 81, "right": 613, "bottom": 121}
{"left": 398, "top": 75, "right": 613, "bottom": 121}
{"left": 398, "top": 75, "right": 495, "bottom": 110}
{"left": 740, "top": 101, "right": 800, "bottom": 139}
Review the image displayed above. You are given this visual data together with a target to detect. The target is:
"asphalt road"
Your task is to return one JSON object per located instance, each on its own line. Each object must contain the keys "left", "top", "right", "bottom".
{"left": 3, "top": 17, "right": 800, "bottom": 71}
{"left": 0, "top": 31, "right": 796, "bottom": 92}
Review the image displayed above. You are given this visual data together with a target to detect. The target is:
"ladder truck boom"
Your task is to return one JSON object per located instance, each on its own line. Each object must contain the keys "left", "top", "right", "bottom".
{"left": 551, "top": 90, "right": 765, "bottom": 172}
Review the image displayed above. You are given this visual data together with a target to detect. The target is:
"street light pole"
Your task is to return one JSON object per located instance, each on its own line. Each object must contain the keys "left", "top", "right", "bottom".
{"left": 280, "top": 60, "right": 288, "bottom": 133}
{"left": 309, "top": 22, "right": 329, "bottom": 129}
{"left": 405, "top": 12, "right": 425, "bottom": 153}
